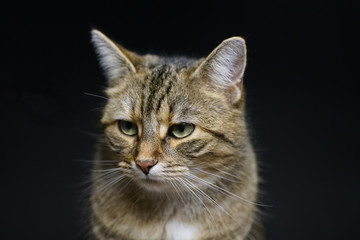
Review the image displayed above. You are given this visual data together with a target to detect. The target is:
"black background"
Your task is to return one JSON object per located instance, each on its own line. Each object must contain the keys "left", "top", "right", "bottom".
{"left": 3, "top": 1, "right": 359, "bottom": 239}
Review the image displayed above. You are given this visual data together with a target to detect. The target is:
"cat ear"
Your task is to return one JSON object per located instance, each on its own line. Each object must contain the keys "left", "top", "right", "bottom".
{"left": 194, "top": 37, "right": 247, "bottom": 103}
{"left": 91, "top": 29, "right": 136, "bottom": 86}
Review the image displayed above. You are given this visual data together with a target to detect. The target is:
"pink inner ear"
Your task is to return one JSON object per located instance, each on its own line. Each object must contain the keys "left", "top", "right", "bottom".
{"left": 225, "top": 79, "right": 243, "bottom": 103}
{"left": 226, "top": 85, "right": 237, "bottom": 95}
{"left": 236, "top": 79, "right": 243, "bottom": 90}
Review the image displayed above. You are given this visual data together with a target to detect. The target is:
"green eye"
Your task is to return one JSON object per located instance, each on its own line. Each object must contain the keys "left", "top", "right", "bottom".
{"left": 118, "top": 120, "right": 138, "bottom": 136}
{"left": 169, "top": 123, "right": 195, "bottom": 139}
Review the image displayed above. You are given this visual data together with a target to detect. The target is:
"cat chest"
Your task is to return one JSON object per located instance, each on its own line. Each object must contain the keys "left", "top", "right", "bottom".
{"left": 165, "top": 219, "right": 199, "bottom": 240}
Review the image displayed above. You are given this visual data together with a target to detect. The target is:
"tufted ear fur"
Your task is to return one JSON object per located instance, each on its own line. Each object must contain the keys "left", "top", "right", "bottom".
{"left": 91, "top": 29, "right": 136, "bottom": 86}
{"left": 193, "top": 37, "right": 247, "bottom": 103}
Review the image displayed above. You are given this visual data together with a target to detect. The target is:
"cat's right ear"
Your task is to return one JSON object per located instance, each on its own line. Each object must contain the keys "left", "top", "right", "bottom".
{"left": 91, "top": 29, "right": 136, "bottom": 86}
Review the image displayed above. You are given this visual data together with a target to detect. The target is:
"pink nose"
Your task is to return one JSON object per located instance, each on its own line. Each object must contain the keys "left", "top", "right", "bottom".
{"left": 135, "top": 159, "right": 157, "bottom": 174}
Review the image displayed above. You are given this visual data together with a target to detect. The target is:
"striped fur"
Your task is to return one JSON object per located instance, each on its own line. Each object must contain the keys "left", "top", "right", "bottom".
{"left": 89, "top": 30, "right": 262, "bottom": 240}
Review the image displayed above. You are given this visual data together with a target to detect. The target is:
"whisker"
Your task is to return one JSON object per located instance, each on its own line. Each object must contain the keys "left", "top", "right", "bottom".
{"left": 92, "top": 167, "right": 121, "bottom": 173}
{"left": 167, "top": 178, "right": 186, "bottom": 205}
{"left": 177, "top": 178, "right": 216, "bottom": 222}
{"left": 84, "top": 92, "right": 109, "bottom": 100}
{"left": 182, "top": 178, "right": 233, "bottom": 218}
{"left": 183, "top": 175, "right": 264, "bottom": 237}
{"left": 94, "top": 174, "right": 126, "bottom": 195}
{"left": 192, "top": 168, "right": 240, "bottom": 183}
{"left": 92, "top": 170, "right": 122, "bottom": 185}
{"left": 116, "top": 177, "right": 132, "bottom": 193}
{"left": 173, "top": 178, "right": 189, "bottom": 203}
{"left": 101, "top": 177, "right": 132, "bottom": 211}
{"left": 132, "top": 189, "right": 144, "bottom": 206}
{"left": 74, "top": 159, "right": 119, "bottom": 165}
{"left": 212, "top": 166, "right": 244, "bottom": 180}
{"left": 91, "top": 168, "right": 123, "bottom": 185}
{"left": 181, "top": 178, "right": 235, "bottom": 235}
{"left": 76, "top": 128, "right": 102, "bottom": 138}
{"left": 94, "top": 159, "right": 120, "bottom": 162}
{"left": 75, "top": 167, "right": 120, "bottom": 189}
{"left": 186, "top": 174, "right": 271, "bottom": 207}
{"left": 92, "top": 168, "right": 121, "bottom": 180}
{"left": 164, "top": 191, "right": 171, "bottom": 202}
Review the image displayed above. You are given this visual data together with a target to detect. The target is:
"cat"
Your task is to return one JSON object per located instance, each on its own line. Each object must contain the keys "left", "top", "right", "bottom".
{"left": 89, "top": 29, "right": 263, "bottom": 240}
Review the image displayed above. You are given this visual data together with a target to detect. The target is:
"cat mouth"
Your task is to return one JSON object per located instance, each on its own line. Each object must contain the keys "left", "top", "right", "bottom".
{"left": 137, "top": 177, "right": 168, "bottom": 191}
{"left": 141, "top": 177, "right": 161, "bottom": 184}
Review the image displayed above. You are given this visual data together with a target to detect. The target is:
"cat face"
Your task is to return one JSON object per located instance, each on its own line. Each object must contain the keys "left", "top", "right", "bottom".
{"left": 92, "top": 30, "right": 247, "bottom": 192}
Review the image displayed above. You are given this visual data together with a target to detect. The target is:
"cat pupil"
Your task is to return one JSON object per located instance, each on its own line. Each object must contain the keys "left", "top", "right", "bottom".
{"left": 178, "top": 124, "right": 185, "bottom": 132}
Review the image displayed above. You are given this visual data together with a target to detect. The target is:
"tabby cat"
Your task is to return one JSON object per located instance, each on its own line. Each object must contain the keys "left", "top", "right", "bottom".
{"left": 89, "top": 29, "right": 263, "bottom": 240}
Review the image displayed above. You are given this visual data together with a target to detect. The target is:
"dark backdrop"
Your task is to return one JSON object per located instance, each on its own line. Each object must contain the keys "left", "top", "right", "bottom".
{"left": 3, "top": 1, "right": 359, "bottom": 239}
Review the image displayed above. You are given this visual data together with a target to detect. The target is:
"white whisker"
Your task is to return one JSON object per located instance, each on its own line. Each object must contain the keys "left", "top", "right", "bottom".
{"left": 91, "top": 168, "right": 121, "bottom": 183}
{"left": 95, "top": 159, "right": 120, "bottom": 163}
{"left": 76, "top": 128, "right": 102, "bottom": 138}
{"left": 92, "top": 167, "right": 121, "bottom": 173}
{"left": 193, "top": 168, "right": 240, "bottom": 183}
{"left": 186, "top": 174, "right": 271, "bottom": 207}
{"left": 181, "top": 178, "right": 239, "bottom": 236}
{"left": 84, "top": 92, "right": 109, "bottom": 100}
{"left": 93, "top": 169, "right": 126, "bottom": 195}
{"left": 182, "top": 178, "right": 234, "bottom": 219}
{"left": 177, "top": 178, "right": 216, "bottom": 222}
{"left": 117, "top": 177, "right": 132, "bottom": 192}
{"left": 74, "top": 159, "right": 119, "bottom": 165}
{"left": 212, "top": 166, "right": 244, "bottom": 180}
{"left": 96, "top": 176, "right": 126, "bottom": 195}
{"left": 168, "top": 178, "right": 186, "bottom": 205}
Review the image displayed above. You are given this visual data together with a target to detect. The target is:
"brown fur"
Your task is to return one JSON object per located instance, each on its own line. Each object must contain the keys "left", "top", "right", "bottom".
{"left": 89, "top": 29, "right": 263, "bottom": 240}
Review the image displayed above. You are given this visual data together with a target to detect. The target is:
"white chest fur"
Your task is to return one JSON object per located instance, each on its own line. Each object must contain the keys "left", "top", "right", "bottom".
{"left": 165, "top": 219, "right": 199, "bottom": 240}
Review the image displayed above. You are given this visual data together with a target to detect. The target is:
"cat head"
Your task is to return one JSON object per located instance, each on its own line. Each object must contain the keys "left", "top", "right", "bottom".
{"left": 91, "top": 29, "right": 248, "bottom": 192}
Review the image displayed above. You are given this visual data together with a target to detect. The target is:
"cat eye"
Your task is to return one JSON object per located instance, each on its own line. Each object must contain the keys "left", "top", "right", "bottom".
{"left": 169, "top": 123, "right": 195, "bottom": 139}
{"left": 118, "top": 120, "right": 138, "bottom": 136}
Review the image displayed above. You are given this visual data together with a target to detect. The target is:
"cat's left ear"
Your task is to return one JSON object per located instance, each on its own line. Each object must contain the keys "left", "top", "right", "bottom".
{"left": 91, "top": 29, "right": 137, "bottom": 86}
{"left": 193, "top": 37, "right": 247, "bottom": 103}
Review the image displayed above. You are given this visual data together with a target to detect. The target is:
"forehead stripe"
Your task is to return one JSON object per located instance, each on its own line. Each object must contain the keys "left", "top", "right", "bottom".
{"left": 156, "top": 80, "right": 173, "bottom": 112}
{"left": 145, "top": 65, "right": 172, "bottom": 115}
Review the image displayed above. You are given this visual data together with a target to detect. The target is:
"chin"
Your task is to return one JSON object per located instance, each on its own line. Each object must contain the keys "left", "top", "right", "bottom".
{"left": 136, "top": 178, "right": 170, "bottom": 192}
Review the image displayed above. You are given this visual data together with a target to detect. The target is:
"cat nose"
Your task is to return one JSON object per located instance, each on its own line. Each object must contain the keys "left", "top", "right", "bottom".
{"left": 135, "top": 159, "right": 158, "bottom": 175}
